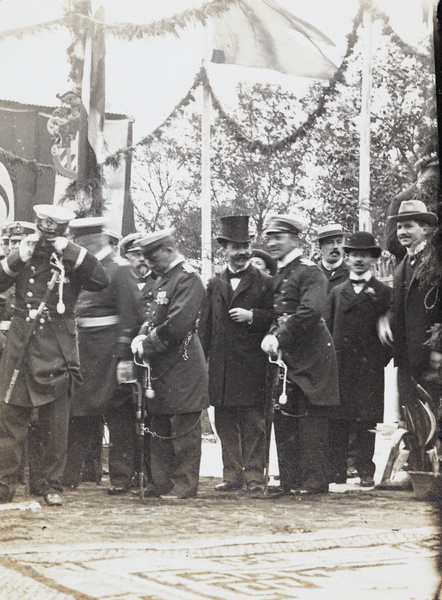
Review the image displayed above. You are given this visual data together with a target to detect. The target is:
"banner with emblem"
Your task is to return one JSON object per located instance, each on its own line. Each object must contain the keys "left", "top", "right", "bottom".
{"left": 0, "top": 103, "right": 55, "bottom": 223}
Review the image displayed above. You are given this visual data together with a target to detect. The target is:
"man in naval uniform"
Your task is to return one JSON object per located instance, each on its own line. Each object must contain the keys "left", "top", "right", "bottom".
{"left": 131, "top": 228, "right": 208, "bottom": 499}
{"left": 0, "top": 205, "right": 108, "bottom": 506}
{"left": 261, "top": 215, "right": 340, "bottom": 495}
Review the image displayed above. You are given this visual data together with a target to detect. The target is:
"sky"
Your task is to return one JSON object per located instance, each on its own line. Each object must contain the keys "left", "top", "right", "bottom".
{"left": 0, "top": 0, "right": 436, "bottom": 144}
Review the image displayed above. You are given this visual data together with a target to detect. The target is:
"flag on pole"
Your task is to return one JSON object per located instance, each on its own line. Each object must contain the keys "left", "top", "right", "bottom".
{"left": 81, "top": 3, "right": 106, "bottom": 165}
{"left": 212, "top": 0, "right": 337, "bottom": 79}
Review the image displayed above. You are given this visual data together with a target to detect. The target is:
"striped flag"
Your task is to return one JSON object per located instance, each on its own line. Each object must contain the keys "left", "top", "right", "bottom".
{"left": 212, "top": 0, "right": 337, "bottom": 79}
{"left": 80, "top": 3, "right": 106, "bottom": 165}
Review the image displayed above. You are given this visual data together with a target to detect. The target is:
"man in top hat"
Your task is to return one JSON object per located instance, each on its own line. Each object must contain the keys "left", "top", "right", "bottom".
{"left": 131, "top": 228, "right": 208, "bottom": 499}
{"left": 314, "top": 223, "right": 349, "bottom": 293}
{"left": 198, "top": 216, "right": 274, "bottom": 496}
{"left": 63, "top": 218, "right": 141, "bottom": 495}
{"left": 379, "top": 200, "right": 441, "bottom": 471}
{"left": 261, "top": 215, "right": 339, "bottom": 495}
{"left": 326, "top": 232, "right": 392, "bottom": 487}
{"left": 0, "top": 204, "right": 109, "bottom": 506}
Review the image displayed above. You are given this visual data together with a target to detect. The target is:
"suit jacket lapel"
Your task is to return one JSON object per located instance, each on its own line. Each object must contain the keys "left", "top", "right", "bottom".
{"left": 231, "top": 266, "right": 253, "bottom": 304}
{"left": 218, "top": 269, "right": 231, "bottom": 306}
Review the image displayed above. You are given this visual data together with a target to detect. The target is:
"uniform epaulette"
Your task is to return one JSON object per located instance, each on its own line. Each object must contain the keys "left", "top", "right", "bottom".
{"left": 300, "top": 258, "right": 315, "bottom": 266}
{"left": 181, "top": 262, "right": 195, "bottom": 273}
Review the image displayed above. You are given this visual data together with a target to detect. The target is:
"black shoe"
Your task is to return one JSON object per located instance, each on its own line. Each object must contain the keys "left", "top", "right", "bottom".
{"left": 107, "top": 486, "right": 130, "bottom": 495}
{"left": 0, "top": 484, "right": 13, "bottom": 504}
{"left": 246, "top": 485, "right": 266, "bottom": 498}
{"left": 214, "top": 481, "right": 243, "bottom": 492}
{"left": 360, "top": 476, "right": 375, "bottom": 488}
{"left": 290, "top": 485, "right": 328, "bottom": 496}
{"left": 347, "top": 467, "right": 358, "bottom": 478}
{"left": 44, "top": 492, "right": 64, "bottom": 506}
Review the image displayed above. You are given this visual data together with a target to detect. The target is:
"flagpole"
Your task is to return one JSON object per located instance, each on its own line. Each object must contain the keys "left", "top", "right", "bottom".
{"left": 358, "top": 9, "right": 373, "bottom": 232}
{"left": 201, "top": 20, "right": 212, "bottom": 284}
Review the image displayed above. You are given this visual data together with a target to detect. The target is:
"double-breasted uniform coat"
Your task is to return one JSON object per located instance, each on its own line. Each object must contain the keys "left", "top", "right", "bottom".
{"left": 64, "top": 249, "right": 141, "bottom": 489}
{"left": 326, "top": 277, "right": 392, "bottom": 480}
{"left": 138, "top": 258, "right": 209, "bottom": 497}
{"left": 0, "top": 241, "right": 108, "bottom": 498}
{"left": 270, "top": 254, "right": 339, "bottom": 492}
{"left": 198, "top": 264, "right": 274, "bottom": 488}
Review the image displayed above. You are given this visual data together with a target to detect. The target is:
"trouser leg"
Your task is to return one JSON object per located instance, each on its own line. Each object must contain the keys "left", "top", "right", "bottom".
{"left": 353, "top": 420, "right": 376, "bottom": 478}
{"left": 214, "top": 406, "right": 244, "bottom": 485}
{"left": 63, "top": 416, "right": 98, "bottom": 488}
{"left": 329, "top": 419, "right": 350, "bottom": 483}
{"left": 273, "top": 408, "right": 301, "bottom": 491}
{"left": 32, "top": 396, "right": 70, "bottom": 495}
{"left": 81, "top": 417, "right": 104, "bottom": 483}
{"left": 239, "top": 405, "right": 266, "bottom": 485}
{"left": 299, "top": 412, "right": 329, "bottom": 490}
{"left": 106, "top": 399, "right": 135, "bottom": 489}
{"left": 0, "top": 402, "right": 32, "bottom": 498}
{"left": 150, "top": 414, "right": 174, "bottom": 495}
{"left": 150, "top": 412, "right": 202, "bottom": 498}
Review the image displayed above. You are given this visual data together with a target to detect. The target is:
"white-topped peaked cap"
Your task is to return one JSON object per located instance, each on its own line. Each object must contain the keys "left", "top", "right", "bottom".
{"left": 33, "top": 204, "right": 76, "bottom": 224}
{"left": 264, "top": 214, "right": 305, "bottom": 235}
{"left": 137, "top": 228, "right": 177, "bottom": 253}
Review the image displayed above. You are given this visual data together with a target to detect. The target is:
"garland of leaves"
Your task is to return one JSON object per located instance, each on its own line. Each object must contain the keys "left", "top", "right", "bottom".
{"left": 0, "top": 148, "right": 55, "bottom": 174}
{"left": 0, "top": 0, "right": 434, "bottom": 171}
{"left": 0, "top": 0, "right": 237, "bottom": 43}
{"left": 104, "top": 66, "right": 206, "bottom": 169}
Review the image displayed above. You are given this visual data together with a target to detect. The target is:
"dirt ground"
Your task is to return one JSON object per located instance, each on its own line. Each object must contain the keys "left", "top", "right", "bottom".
{"left": 1, "top": 475, "right": 439, "bottom": 551}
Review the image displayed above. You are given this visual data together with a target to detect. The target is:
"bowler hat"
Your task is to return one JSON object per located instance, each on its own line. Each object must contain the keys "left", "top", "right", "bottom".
{"left": 250, "top": 249, "right": 277, "bottom": 275}
{"left": 216, "top": 216, "right": 253, "bottom": 243}
{"left": 387, "top": 200, "right": 438, "bottom": 225}
{"left": 343, "top": 231, "right": 382, "bottom": 258}
{"left": 264, "top": 214, "right": 305, "bottom": 235}
{"left": 137, "top": 228, "right": 176, "bottom": 254}
{"left": 312, "top": 223, "right": 346, "bottom": 242}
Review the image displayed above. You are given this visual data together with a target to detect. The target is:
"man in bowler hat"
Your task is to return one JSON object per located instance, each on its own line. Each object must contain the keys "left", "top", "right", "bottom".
{"left": 327, "top": 232, "right": 392, "bottom": 487}
{"left": 199, "top": 216, "right": 274, "bottom": 495}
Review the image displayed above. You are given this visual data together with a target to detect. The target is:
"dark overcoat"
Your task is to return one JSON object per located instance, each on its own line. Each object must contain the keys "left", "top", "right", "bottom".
{"left": 326, "top": 277, "right": 392, "bottom": 421}
{"left": 318, "top": 261, "right": 349, "bottom": 293}
{"left": 198, "top": 264, "right": 274, "bottom": 407}
{"left": 139, "top": 259, "right": 209, "bottom": 415}
{"left": 70, "top": 251, "right": 141, "bottom": 416}
{"left": 0, "top": 242, "right": 108, "bottom": 407}
{"left": 271, "top": 255, "right": 339, "bottom": 407}
{"left": 389, "top": 253, "right": 442, "bottom": 373}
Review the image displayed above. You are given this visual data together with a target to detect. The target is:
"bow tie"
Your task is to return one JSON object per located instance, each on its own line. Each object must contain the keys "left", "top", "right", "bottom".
{"left": 227, "top": 269, "right": 245, "bottom": 280}
{"left": 350, "top": 279, "right": 366, "bottom": 285}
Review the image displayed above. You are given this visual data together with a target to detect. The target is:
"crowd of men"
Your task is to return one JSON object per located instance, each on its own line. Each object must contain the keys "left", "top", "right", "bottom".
{"left": 0, "top": 193, "right": 440, "bottom": 505}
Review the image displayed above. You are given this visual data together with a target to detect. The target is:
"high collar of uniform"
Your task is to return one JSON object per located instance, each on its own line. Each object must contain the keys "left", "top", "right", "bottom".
{"left": 277, "top": 248, "right": 302, "bottom": 269}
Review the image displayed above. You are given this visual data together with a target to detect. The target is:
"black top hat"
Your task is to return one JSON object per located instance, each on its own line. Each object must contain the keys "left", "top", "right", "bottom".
{"left": 343, "top": 231, "right": 382, "bottom": 258}
{"left": 216, "top": 216, "right": 254, "bottom": 243}
{"left": 250, "top": 249, "right": 277, "bottom": 276}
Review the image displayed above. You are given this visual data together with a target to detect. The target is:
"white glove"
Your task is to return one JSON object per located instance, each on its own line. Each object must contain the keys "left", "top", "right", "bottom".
{"left": 51, "top": 237, "right": 69, "bottom": 253}
{"left": 116, "top": 360, "right": 134, "bottom": 384}
{"left": 18, "top": 233, "right": 40, "bottom": 262}
{"left": 377, "top": 315, "right": 394, "bottom": 346}
{"left": 261, "top": 334, "right": 279, "bottom": 355}
{"left": 131, "top": 334, "right": 147, "bottom": 357}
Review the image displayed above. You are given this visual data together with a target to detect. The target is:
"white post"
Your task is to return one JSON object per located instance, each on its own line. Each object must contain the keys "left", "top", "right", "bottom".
{"left": 201, "top": 22, "right": 212, "bottom": 283}
{"left": 359, "top": 9, "right": 373, "bottom": 233}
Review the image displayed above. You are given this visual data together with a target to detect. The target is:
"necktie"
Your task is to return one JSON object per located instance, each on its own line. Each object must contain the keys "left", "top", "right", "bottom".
{"left": 350, "top": 279, "right": 365, "bottom": 285}
{"left": 228, "top": 270, "right": 244, "bottom": 280}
